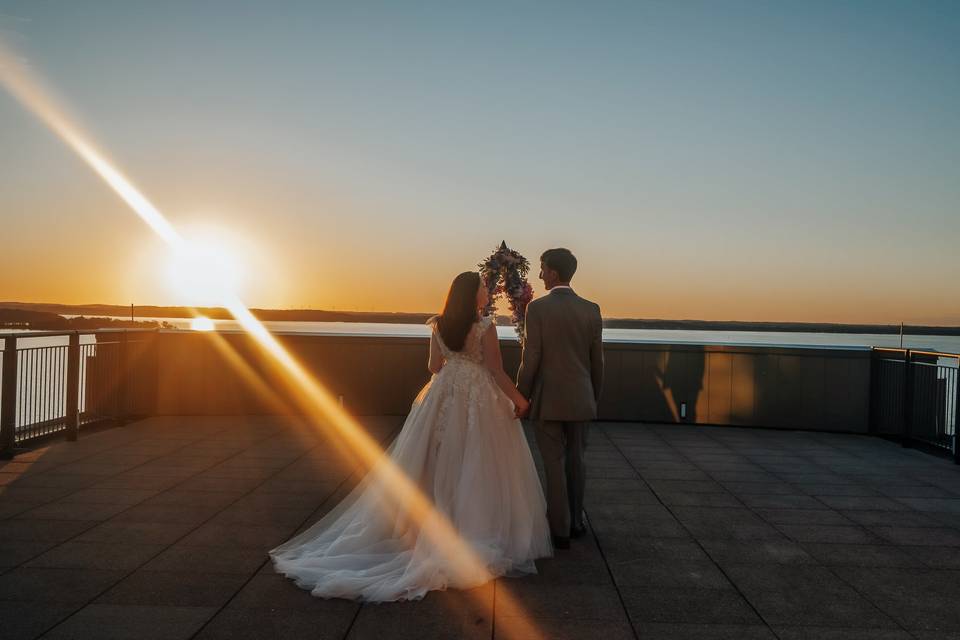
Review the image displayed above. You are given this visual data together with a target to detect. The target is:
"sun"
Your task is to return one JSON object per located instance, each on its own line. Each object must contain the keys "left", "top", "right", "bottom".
{"left": 163, "top": 227, "right": 246, "bottom": 306}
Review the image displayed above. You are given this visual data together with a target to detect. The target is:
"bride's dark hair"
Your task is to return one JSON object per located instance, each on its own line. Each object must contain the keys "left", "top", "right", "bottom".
{"left": 436, "top": 271, "right": 481, "bottom": 352}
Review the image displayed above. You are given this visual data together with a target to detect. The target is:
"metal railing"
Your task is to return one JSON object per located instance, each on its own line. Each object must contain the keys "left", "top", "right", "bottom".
{"left": 871, "top": 347, "right": 960, "bottom": 462}
{"left": 0, "top": 329, "right": 158, "bottom": 456}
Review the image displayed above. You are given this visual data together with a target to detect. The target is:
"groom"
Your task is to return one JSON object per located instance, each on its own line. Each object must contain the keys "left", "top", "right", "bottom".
{"left": 517, "top": 248, "right": 604, "bottom": 549}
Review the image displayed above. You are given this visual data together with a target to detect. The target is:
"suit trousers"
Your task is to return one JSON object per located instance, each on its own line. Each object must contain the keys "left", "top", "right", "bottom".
{"left": 534, "top": 420, "right": 588, "bottom": 538}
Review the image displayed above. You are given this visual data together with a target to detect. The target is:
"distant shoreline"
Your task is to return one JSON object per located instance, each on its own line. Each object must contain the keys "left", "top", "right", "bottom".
{"left": 2, "top": 301, "right": 958, "bottom": 336}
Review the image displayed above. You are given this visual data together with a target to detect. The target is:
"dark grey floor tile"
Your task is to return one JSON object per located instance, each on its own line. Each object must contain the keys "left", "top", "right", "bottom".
{"left": 611, "top": 558, "right": 732, "bottom": 589}
{"left": 800, "top": 543, "right": 926, "bottom": 568}
{"left": 494, "top": 616, "right": 635, "bottom": 640}
{"left": 197, "top": 607, "right": 357, "bottom": 640}
{"left": 178, "top": 522, "right": 294, "bottom": 549}
{"left": 816, "top": 496, "right": 911, "bottom": 511}
{"left": 350, "top": 587, "right": 490, "bottom": 640}
{"left": 0, "top": 601, "right": 79, "bottom": 640}
{"left": 834, "top": 567, "right": 960, "bottom": 631}
{"left": 591, "top": 514, "right": 690, "bottom": 539}
{"left": 523, "top": 558, "right": 613, "bottom": 586}
{"left": 0, "top": 567, "right": 124, "bottom": 603}
{"left": 876, "top": 485, "right": 955, "bottom": 499}
{"left": 497, "top": 582, "right": 625, "bottom": 621}
{"left": 753, "top": 508, "right": 853, "bottom": 526}
{"left": 97, "top": 570, "right": 248, "bottom": 607}
{"left": 74, "top": 520, "right": 196, "bottom": 545}
{"left": 896, "top": 498, "right": 960, "bottom": 513}
{"left": 657, "top": 490, "right": 743, "bottom": 507}
{"left": 620, "top": 586, "right": 761, "bottom": 624}
{"left": 93, "top": 475, "right": 184, "bottom": 491}
{"left": 0, "top": 518, "right": 97, "bottom": 543}
{"left": 600, "top": 536, "right": 710, "bottom": 564}
{"left": 232, "top": 491, "right": 329, "bottom": 510}
{"left": 0, "top": 539, "right": 58, "bottom": 566}
{"left": 2, "top": 473, "right": 101, "bottom": 490}
{"left": 738, "top": 494, "right": 827, "bottom": 509}
{"left": 775, "top": 524, "right": 883, "bottom": 544}
{"left": 672, "top": 507, "right": 786, "bottom": 541}
{"left": 172, "top": 476, "right": 265, "bottom": 493}
{"left": 794, "top": 483, "right": 881, "bottom": 497}
{"left": 724, "top": 564, "right": 898, "bottom": 628}
{"left": 15, "top": 501, "right": 130, "bottom": 521}
{"left": 138, "top": 490, "right": 245, "bottom": 509}
{"left": 632, "top": 623, "right": 776, "bottom": 639}
{"left": 55, "top": 488, "right": 160, "bottom": 506}
{"left": 773, "top": 626, "right": 913, "bottom": 639}
{"left": 208, "top": 505, "right": 312, "bottom": 528}
{"left": 25, "top": 542, "right": 164, "bottom": 572}
{"left": 229, "top": 574, "right": 357, "bottom": 611}
{"left": 701, "top": 539, "right": 817, "bottom": 567}
{"left": 901, "top": 545, "right": 960, "bottom": 569}
{"left": 141, "top": 545, "right": 266, "bottom": 575}
{"left": 870, "top": 526, "right": 960, "bottom": 546}
{"left": 111, "top": 504, "right": 223, "bottom": 525}
{"left": 840, "top": 509, "right": 944, "bottom": 527}
{"left": 42, "top": 604, "right": 216, "bottom": 640}
{"left": 722, "top": 481, "right": 798, "bottom": 495}
{"left": 644, "top": 479, "right": 726, "bottom": 493}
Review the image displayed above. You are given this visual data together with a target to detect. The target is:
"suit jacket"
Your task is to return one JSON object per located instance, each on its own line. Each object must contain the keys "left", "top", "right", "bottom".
{"left": 516, "top": 288, "right": 604, "bottom": 422}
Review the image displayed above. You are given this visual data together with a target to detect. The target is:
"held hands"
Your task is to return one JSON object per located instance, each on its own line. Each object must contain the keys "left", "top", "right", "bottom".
{"left": 514, "top": 396, "right": 530, "bottom": 419}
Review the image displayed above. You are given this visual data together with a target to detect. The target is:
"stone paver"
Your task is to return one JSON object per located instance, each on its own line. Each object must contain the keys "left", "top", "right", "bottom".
{"left": 0, "top": 416, "right": 958, "bottom": 639}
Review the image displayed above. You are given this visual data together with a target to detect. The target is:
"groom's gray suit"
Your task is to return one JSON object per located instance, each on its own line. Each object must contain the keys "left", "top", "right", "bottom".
{"left": 517, "top": 287, "right": 603, "bottom": 538}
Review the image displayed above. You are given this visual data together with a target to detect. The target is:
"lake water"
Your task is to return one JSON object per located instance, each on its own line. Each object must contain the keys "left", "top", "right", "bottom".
{"left": 8, "top": 315, "right": 960, "bottom": 354}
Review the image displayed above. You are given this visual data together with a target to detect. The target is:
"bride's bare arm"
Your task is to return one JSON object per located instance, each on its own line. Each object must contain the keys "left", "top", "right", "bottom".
{"left": 428, "top": 331, "right": 444, "bottom": 374}
{"left": 481, "top": 324, "right": 528, "bottom": 411}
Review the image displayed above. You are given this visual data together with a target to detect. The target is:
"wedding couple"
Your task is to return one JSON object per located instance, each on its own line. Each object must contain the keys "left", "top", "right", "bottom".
{"left": 270, "top": 247, "right": 604, "bottom": 602}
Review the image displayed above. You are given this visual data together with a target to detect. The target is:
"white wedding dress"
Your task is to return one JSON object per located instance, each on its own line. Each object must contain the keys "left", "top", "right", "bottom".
{"left": 270, "top": 315, "right": 553, "bottom": 601}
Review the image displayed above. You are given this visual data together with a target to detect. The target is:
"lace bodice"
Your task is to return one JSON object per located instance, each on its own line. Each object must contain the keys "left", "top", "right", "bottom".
{"left": 433, "top": 315, "right": 495, "bottom": 366}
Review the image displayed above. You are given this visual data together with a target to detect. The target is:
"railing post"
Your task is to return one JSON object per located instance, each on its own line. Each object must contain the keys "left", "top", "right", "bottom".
{"left": 1, "top": 336, "right": 18, "bottom": 458}
{"left": 65, "top": 332, "right": 80, "bottom": 441}
{"left": 954, "top": 366, "right": 960, "bottom": 465}
{"left": 902, "top": 350, "right": 913, "bottom": 448}
{"left": 867, "top": 349, "right": 877, "bottom": 434}
{"left": 117, "top": 330, "right": 129, "bottom": 424}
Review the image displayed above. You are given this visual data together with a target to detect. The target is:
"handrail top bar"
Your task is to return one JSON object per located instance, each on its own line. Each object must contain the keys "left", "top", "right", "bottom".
{"left": 0, "top": 328, "right": 159, "bottom": 339}
{"left": 910, "top": 349, "right": 960, "bottom": 359}
{"left": 872, "top": 346, "right": 960, "bottom": 358}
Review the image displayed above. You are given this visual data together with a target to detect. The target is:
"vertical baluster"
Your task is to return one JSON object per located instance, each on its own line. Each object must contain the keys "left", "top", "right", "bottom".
{"left": 953, "top": 364, "right": 960, "bottom": 465}
{"left": 26, "top": 349, "right": 37, "bottom": 437}
{"left": 43, "top": 348, "right": 50, "bottom": 430}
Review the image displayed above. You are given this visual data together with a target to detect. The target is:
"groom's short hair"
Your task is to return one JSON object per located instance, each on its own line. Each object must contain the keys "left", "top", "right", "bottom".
{"left": 541, "top": 248, "right": 577, "bottom": 282}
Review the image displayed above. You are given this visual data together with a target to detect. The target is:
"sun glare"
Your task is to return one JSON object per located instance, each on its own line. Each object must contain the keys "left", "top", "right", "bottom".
{"left": 164, "top": 231, "right": 245, "bottom": 306}
{"left": 190, "top": 316, "right": 216, "bottom": 331}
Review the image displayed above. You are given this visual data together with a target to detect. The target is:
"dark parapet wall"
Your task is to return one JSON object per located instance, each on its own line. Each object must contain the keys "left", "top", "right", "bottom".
{"left": 152, "top": 332, "right": 872, "bottom": 434}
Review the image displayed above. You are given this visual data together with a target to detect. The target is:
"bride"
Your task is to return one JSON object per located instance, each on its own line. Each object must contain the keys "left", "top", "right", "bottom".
{"left": 270, "top": 271, "right": 553, "bottom": 601}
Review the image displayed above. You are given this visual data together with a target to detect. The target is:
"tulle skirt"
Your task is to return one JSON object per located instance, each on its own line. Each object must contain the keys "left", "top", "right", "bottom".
{"left": 270, "top": 361, "right": 553, "bottom": 602}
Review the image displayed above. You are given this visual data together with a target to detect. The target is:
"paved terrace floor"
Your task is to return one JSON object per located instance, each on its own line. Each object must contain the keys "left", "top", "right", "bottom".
{"left": 1, "top": 417, "right": 960, "bottom": 640}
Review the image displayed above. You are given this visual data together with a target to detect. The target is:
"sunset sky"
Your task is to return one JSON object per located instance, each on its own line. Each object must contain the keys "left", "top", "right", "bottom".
{"left": 1, "top": 2, "right": 958, "bottom": 324}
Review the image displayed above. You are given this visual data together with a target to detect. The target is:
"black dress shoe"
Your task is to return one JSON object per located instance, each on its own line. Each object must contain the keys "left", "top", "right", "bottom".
{"left": 552, "top": 535, "right": 570, "bottom": 550}
{"left": 570, "top": 525, "right": 587, "bottom": 539}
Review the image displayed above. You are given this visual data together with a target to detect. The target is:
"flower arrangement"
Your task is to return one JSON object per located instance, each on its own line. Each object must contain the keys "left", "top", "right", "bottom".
{"left": 478, "top": 241, "right": 534, "bottom": 344}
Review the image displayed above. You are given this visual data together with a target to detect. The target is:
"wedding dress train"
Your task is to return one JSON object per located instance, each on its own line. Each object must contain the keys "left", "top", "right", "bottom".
{"left": 270, "top": 315, "right": 552, "bottom": 601}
